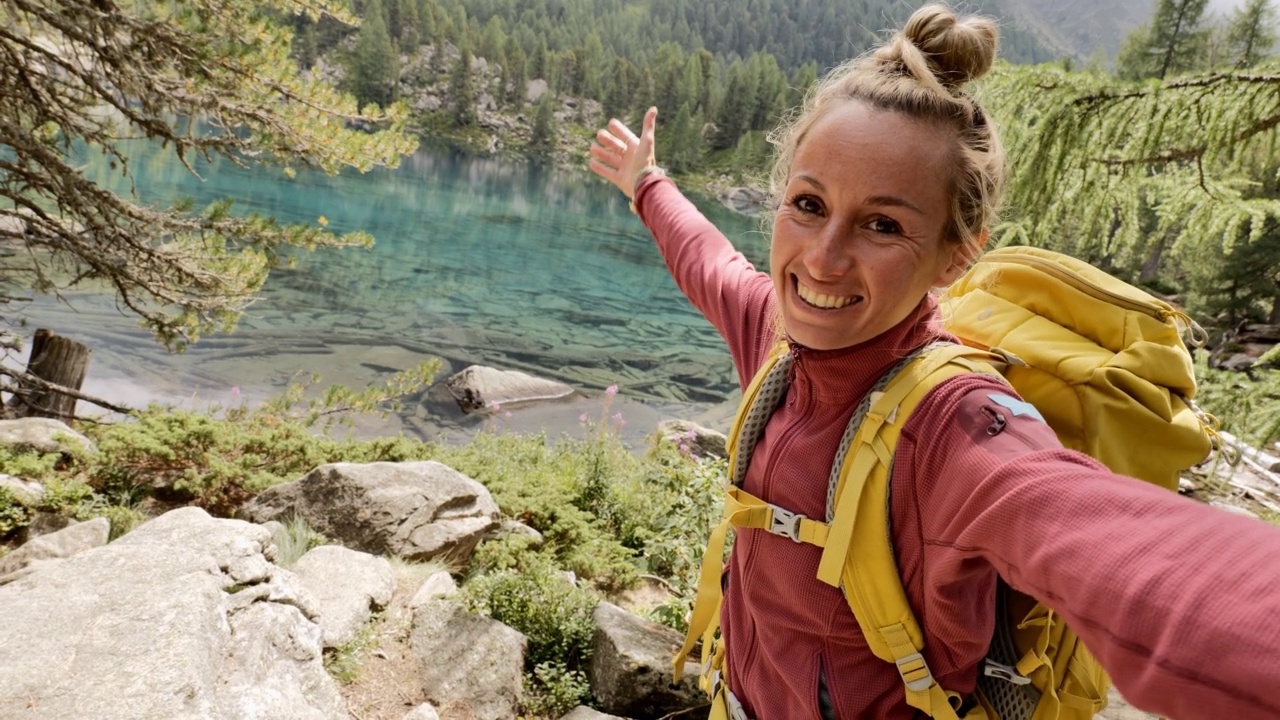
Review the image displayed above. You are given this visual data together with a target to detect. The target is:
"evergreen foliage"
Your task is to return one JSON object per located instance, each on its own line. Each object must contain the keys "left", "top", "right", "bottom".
{"left": 529, "top": 93, "right": 557, "bottom": 157}
{"left": 451, "top": 39, "right": 479, "bottom": 126}
{"left": 1225, "top": 0, "right": 1279, "bottom": 68}
{"left": 0, "top": 0, "right": 416, "bottom": 351}
{"left": 985, "top": 57, "right": 1280, "bottom": 320}
{"left": 351, "top": 0, "right": 399, "bottom": 106}
{"left": 1116, "top": 0, "right": 1211, "bottom": 80}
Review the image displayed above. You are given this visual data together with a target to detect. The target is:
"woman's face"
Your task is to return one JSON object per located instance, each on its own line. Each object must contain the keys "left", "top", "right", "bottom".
{"left": 770, "top": 100, "right": 971, "bottom": 351}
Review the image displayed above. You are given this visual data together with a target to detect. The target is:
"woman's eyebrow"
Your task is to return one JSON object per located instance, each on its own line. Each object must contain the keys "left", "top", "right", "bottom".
{"left": 865, "top": 195, "right": 925, "bottom": 216}
{"left": 792, "top": 174, "right": 925, "bottom": 216}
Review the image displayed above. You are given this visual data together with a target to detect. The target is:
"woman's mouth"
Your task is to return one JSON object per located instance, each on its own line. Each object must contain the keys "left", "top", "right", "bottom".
{"left": 796, "top": 280, "right": 861, "bottom": 310}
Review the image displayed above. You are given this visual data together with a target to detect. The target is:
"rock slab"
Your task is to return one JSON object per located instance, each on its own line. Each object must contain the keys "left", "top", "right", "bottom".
{"left": 410, "top": 599, "right": 527, "bottom": 720}
{"left": 240, "top": 461, "right": 501, "bottom": 564}
{"left": 589, "top": 602, "right": 705, "bottom": 719}
{"left": 0, "top": 507, "right": 344, "bottom": 719}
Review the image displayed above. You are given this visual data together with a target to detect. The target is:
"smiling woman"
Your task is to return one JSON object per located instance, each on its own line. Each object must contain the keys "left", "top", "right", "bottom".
{"left": 769, "top": 103, "right": 963, "bottom": 350}
{"left": 586, "top": 3, "right": 1280, "bottom": 720}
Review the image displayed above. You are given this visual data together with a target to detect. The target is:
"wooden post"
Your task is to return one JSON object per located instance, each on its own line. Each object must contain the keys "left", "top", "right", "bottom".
{"left": 5, "top": 329, "right": 92, "bottom": 422}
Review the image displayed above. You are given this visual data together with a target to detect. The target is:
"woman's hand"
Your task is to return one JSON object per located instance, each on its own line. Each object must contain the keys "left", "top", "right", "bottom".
{"left": 588, "top": 107, "right": 658, "bottom": 200}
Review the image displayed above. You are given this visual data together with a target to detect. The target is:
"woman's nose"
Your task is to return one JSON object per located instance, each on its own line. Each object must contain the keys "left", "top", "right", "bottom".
{"left": 804, "top": 225, "right": 854, "bottom": 280}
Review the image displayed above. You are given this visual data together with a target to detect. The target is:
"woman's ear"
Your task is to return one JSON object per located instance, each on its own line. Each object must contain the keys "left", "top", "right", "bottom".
{"left": 932, "top": 229, "right": 989, "bottom": 288}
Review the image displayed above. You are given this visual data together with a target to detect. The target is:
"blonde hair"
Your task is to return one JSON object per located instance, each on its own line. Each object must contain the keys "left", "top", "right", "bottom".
{"left": 767, "top": 4, "right": 1006, "bottom": 251}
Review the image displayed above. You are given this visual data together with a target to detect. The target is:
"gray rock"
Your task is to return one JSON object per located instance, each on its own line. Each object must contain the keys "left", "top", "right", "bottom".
{"left": 589, "top": 602, "right": 704, "bottom": 719}
{"left": 292, "top": 545, "right": 395, "bottom": 648}
{"left": 0, "top": 473, "right": 44, "bottom": 504}
{"left": 0, "top": 506, "right": 344, "bottom": 719}
{"left": 486, "top": 518, "right": 546, "bottom": 548}
{"left": 408, "top": 570, "right": 459, "bottom": 609}
{"left": 0, "top": 516, "right": 110, "bottom": 585}
{"left": 239, "top": 461, "right": 501, "bottom": 564}
{"left": 527, "top": 78, "right": 550, "bottom": 103}
{"left": 657, "top": 420, "right": 728, "bottom": 459}
{"left": 411, "top": 599, "right": 527, "bottom": 720}
{"left": 24, "top": 510, "right": 76, "bottom": 538}
{"left": 0, "top": 417, "right": 95, "bottom": 456}
{"left": 717, "top": 186, "right": 770, "bottom": 216}
{"left": 561, "top": 707, "right": 630, "bottom": 720}
{"left": 403, "top": 703, "right": 442, "bottom": 720}
{"left": 446, "top": 364, "right": 575, "bottom": 412}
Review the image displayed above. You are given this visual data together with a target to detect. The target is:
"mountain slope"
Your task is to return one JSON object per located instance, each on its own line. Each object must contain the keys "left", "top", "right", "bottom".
{"left": 997, "top": 0, "right": 1156, "bottom": 61}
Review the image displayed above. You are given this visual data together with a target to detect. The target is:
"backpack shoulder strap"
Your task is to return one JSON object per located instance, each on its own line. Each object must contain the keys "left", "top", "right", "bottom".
{"left": 816, "top": 343, "right": 1003, "bottom": 720}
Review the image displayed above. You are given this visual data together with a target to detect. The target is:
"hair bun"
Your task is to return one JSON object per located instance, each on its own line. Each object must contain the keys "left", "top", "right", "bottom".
{"left": 901, "top": 4, "right": 998, "bottom": 87}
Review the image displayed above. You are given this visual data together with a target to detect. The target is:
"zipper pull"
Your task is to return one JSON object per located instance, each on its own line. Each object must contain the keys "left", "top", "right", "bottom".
{"left": 981, "top": 406, "right": 1006, "bottom": 436}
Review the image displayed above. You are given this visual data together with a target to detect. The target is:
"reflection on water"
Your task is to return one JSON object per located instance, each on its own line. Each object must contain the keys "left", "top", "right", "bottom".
{"left": 12, "top": 142, "right": 771, "bottom": 444}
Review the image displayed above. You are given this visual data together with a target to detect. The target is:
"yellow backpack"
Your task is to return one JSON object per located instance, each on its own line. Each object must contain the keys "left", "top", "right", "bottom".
{"left": 675, "top": 246, "right": 1216, "bottom": 720}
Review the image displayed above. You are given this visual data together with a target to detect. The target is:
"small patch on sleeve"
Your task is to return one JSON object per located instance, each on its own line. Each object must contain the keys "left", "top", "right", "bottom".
{"left": 987, "top": 393, "right": 1045, "bottom": 423}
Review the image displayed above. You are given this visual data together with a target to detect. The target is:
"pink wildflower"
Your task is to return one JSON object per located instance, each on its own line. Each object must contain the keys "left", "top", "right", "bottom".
{"left": 612, "top": 412, "right": 625, "bottom": 425}
{"left": 605, "top": 384, "right": 619, "bottom": 397}
{"left": 579, "top": 412, "right": 589, "bottom": 423}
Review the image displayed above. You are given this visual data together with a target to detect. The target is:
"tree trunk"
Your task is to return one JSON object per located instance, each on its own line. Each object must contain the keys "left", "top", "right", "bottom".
{"left": 5, "top": 329, "right": 92, "bottom": 422}
{"left": 1270, "top": 290, "right": 1280, "bottom": 325}
{"left": 1138, "top": 235, "right": 1169, "bottom": 283}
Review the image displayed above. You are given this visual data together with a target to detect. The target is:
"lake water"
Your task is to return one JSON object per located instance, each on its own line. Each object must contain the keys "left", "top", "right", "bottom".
{"left": 11, "top": 142, "right": 770, "bottom": 444}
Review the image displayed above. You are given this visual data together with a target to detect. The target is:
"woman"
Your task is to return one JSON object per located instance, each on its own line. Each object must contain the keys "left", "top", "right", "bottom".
{"left": 588, "top": 4, "right": 1280, "bottom": 719}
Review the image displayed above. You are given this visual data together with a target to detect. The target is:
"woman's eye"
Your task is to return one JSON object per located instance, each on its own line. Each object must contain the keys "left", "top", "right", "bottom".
{"left": 869, "top": 218, "right": 902, "bottom": 235}
{"left": 790, "top": 195, "right": 823, "bottom": 215}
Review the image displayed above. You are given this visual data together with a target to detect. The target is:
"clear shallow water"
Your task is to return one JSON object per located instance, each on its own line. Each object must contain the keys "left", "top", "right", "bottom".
{"left": 11, "top": 142, "right": 769, "bottom": 443}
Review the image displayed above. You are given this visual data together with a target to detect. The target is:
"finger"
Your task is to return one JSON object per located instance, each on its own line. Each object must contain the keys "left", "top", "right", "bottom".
{"left": 588, "top": 144, "right": 620, "bottom": 168}
{"left": 595, "top": 129, "right": 624, "bottom": 152}
{"left": 641, "top": 107, "right": 657, "bottom": 140}
{"left": 588, "top": 158, "right": 619, "bottom": 181}
{"left": 608, "top": 118, "right": 639, "bottom": 146}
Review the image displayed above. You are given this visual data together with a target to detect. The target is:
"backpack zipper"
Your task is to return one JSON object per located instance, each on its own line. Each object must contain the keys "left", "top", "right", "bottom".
{"left": 985, "top": 252, "right": 1171, "bottom": 322}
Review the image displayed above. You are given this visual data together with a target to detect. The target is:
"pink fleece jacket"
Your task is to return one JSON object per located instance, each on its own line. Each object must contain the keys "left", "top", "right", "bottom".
{"left": 633, "top": 174, "right": 1280, "bottom": 720}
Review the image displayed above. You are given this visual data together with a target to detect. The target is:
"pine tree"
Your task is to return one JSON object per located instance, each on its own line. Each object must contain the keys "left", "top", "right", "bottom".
{"left": 666, "top": 101, "right": 701, "bottom": 173}
{"left": 0, "top": 0, "right": 414, "bottom": 348}
{"left": 531, "top": 39, "right": 549, "bottom": 81}
{"left": 1225, "top": 0, "right": 1278, "bottom": 68}
{"left": 529, "top": 93, "right": 558, "bottom": 157}
{"left": 351, "top": 0, "right": 398, "bottom": 107}
{"left": 1117, "top": 0, "right": 1211, "bottom": 80}
{"left": 505, "top": 38, "right": 528, "bottom": 110}
{"left": 451, "top": 39, "right": 477, "bottom": 126}
{"left": 710, "top": 62, "right": 754, "bottom": 150}
{"left": 480, "top": 16, "right": 507, "bottom": 67}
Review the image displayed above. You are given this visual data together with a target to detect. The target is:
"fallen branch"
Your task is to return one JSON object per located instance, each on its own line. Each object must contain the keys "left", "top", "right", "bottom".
{"left": 1, "top": 371, "right": 134, "bottom": 417}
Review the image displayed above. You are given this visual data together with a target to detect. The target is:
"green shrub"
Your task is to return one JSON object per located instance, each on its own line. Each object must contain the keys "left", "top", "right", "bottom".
{"left": 613, "top": 438, "right": 728, "bottom": 633}
{"left": 461, "top": 551, "right": 598, "bottom": 669}
{"left": 0, "top": 447, "right": 61, "bottom": 480}
{"left": 82, "top": 363, "right": 439, "bottom": 515}
{"left": 100, "top": 503, "right": 148, "bottom": 540}
{"left": 0, "top": 486, "right": 30, "bottom": 537}
{"left": 436, "top": 431, "right": 639, "bottom": 591}
{"left": 523, "top": 661, "right": 592, "bottom": 718}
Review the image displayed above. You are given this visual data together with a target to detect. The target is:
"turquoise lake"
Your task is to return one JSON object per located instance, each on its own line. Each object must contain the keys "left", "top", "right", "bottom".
{"left": 15, "top": 143, "right": 770, "bottom": 443}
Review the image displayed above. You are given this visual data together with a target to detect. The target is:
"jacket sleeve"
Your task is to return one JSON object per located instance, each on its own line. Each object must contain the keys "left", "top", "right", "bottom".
{"left": 632, "top": 175, "right": 777, "bottom": 386}
{"left": 899, "top": 376, "right": 1280, "bottom": 719}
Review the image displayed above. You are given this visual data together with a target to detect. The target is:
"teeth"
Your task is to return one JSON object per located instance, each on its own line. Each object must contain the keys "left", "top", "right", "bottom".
{"left": 797, "top": 282, "right": 858, "bottom": 309}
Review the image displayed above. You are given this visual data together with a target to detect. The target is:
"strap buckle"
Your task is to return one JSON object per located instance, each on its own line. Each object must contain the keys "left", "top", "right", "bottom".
{"left": 895, "top": 652, "right": 936, "bottom": 692}
{"left": 983, "top": 660, "right": 1033, "bottom": 686}
{"left": 768, "top": 505, "right": 805, "bottom": 543}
